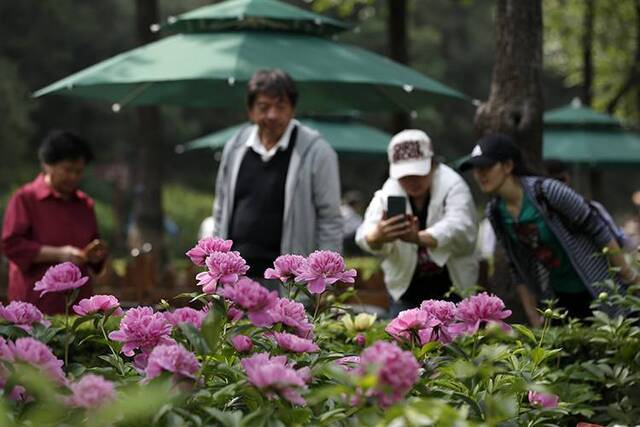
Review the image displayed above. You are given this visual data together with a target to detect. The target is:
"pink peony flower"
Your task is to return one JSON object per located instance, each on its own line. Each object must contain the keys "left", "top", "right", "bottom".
{"left": 272, "top": 332, "right": 319, "bottom": 353}
{"left": 196, "top": 251, "right": 249, "bottom": 294}
{"left": 449, "top": 293, "right": 512, "bottom": 336}
{"left": 355, "top": 341, "right": 420, "bottom": 407}
{"left": 145, "top": 343, "right": 200, "bottom": 382}
{"left": 420, "top": 300, "right": 457, "bottom": 324}
{"left": 33, "top": 262, "right": 89, "bottom": 297}
{"left": 10, "top": 337, "right": 66, "bottom": 384}
{"left": 241, "top": 353, "right": 308, "bottom": 406}
{"left": 294, "top": 251, "right": 356, "bottom": 294}
{"left": 227, "top": 306, "right": 244, "bottom": 322}
{"left": 0, "top": 338, "right": 29, "bottom": 401}
{"left": 269, "top": 298, "right": 314, "bottom": 338}
{"left": 108, "top": 306, "right": 174, "bottom": 357}
{"left": 335, "top": 356, "right": 360, "bottom": 372}
{"left": 164, "top": 307, "right": 207, "bottom": 329}
{"left": 73, "top": 295, "right": 123, "bottom": 317}
{"left": 186, "top": 237, "right": 233, "bottom": 266}
{"left": 419, "top": 300, "right": 458, "bottom": 343}
{"left": 231, "top": 335, "right": 253, "bottom": 353}
{"left": 0, "top": 301, "right": 50, "bottom": 331}
{"left": 385, "top": 308, "right": 440, "bottom": 346}
{"left": 0, "top": 337, "right": 13, "bottom": 362}
{"left": 528, "top": 390, "right": 559, "bottom": 408}
{"left": 264, "top": 255, "right": 306, "bottom": 283}
{"left": 66, "top": 374, "right": 115, "bottom": 408}
{"left": 221, "top": 278, "right": 278, "bottom": 327}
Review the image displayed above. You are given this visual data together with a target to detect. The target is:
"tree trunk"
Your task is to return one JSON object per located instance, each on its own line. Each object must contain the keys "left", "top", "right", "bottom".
{"left": 581, "top": 0, "right": 594, "bottom": 106}
{"left": 387, "top": 0, "right": 411, "bottom": 132}
{"left": 474, "top": 0, "right": 544, "bottom": 171}
{"left": 132, "top": 0, "right": 165, "bottom": 262}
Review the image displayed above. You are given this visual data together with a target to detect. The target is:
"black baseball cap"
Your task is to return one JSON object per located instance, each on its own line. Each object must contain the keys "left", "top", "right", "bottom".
{"left": 459, "top": 133, "right": 522, "bottom": 172}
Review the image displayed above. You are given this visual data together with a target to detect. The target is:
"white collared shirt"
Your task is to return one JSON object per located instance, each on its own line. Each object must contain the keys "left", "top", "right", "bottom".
{"left": 245, "top": 119, "right": 299, "bottom": 162}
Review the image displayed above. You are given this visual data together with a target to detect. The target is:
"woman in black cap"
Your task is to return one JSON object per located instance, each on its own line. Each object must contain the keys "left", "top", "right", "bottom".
{"left": 460, "top": 133, "right": 637, "bottom": 326}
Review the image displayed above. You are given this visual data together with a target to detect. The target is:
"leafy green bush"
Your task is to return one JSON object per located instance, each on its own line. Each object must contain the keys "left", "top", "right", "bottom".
{"left": 0, "top": 254, "right": 638, "bottom": 426}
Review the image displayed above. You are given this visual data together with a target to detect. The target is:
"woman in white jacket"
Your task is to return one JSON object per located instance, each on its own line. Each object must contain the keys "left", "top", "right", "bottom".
{"left": 355, "top": 130, "right": 479, "bottom": 315}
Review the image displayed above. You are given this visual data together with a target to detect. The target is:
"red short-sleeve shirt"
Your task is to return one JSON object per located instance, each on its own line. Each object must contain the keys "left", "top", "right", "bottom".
{"left": 2, "top": 174, "right": 98, "bottom": 314}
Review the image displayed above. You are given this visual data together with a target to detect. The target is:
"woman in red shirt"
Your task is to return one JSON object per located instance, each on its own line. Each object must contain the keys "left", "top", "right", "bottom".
{"left": 2, "top": 130, "right": 106, "bottom": 314}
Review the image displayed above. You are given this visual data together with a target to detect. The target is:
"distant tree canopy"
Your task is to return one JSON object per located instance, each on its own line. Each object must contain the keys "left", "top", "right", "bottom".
{"left": 545, "top": 0, "right": 640, "bottom": 123}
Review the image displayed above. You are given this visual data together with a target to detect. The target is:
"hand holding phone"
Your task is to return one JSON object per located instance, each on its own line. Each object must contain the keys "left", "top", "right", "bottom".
{"left": 83, "top": 239, "right": 107, "bottom": 264}
{"left": 386, "top": 195, "right": 407, "bottom": 219}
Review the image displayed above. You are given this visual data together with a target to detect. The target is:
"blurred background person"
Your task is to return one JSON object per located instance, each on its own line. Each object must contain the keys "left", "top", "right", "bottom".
{"left": 341, "top": 190, "right": 364, "bottom": 256}
{"left": 461, "top": 134, "right": 638, "bottom": 325}
{"left": 2, "top": 130, "right": 106, "bottom": 314}
{"left": 544, "top": 160, "right": 629, "bottom": 250}
{"left": 623, "top": 191, "right": 640, "bottom": 251}
{"left": 356, "top": 130, "right": 478, "bottom": 316}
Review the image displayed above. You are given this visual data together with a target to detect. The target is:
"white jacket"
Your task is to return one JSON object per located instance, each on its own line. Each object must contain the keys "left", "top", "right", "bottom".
{"left": 355, "top": 164, "right": 479, "bottom": 300}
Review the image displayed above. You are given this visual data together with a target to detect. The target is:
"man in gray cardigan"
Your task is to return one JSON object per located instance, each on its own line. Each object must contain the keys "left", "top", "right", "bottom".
{"left": 213, "top": 69, "right": 343, "bottom": 282}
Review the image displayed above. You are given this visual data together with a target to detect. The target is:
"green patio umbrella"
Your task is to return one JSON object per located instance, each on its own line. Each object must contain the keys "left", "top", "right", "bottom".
{"left": 34, "top": 0, "right": 468, "bottom": 113}
{"left": 543, "top": 102, "right": 640, "bottom": 164}
{"left": 163, "top": 0, "right": 351, "bottom": 36}
{"left": 35, "top": 32, "right": 467, "bottom": 113}
{"left": 181, "top": 117, "right": 391, "bottom": 155}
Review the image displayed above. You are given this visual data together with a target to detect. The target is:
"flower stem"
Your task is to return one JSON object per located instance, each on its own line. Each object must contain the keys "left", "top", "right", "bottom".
{"left": 538, "top": 316, "right": 551, "bottom": 349}
{"left": 99, "top": 318, "right": 125, "bottom": 376}
{"left": 313, "top": 295, "right": 321, "bottom": 321}
{"left": 64, "top": 293, "right": 71, "bottom": 366}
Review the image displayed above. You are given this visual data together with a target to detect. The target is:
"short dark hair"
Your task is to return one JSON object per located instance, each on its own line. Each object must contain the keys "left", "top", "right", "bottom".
{"left": 38, "top": 130, "right": 94, "bottom": 165}
{"left": 246, "top": 69, "right": 298, "bottom": 108}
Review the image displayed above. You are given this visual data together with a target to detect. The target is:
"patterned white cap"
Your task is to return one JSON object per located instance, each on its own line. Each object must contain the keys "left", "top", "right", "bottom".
{"left": 387, "top": 129, "right": 433, "bottom": 179}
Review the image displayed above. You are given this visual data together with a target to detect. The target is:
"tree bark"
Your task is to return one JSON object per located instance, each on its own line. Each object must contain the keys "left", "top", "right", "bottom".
{"left": 606, "top": 0, "right": 640, "bottom": 114}
{"left": 387, "top": 0, "right": 411, "bottom": 132}
{"left": 132, "top": 0, "right": 165, "bottom": 261}
{"left": 474, "top": 0, "right": 544, "bottom": 171}
{"left": 581, "top": 0, "right": 594, "bottom": 106}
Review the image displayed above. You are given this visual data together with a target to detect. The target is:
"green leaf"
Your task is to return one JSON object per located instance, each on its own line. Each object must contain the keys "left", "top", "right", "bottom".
{"left": 276, "top": 407, "right": 312, "bottom": 425}
{"left": 177, "top": 322, "right": 210, "bottom": 355}
{"left": 205, "top": 408, "right": 242, "bottom": 427}
{"left": 240, "top": 408, "right": 269, "bottom": 427}
{"left": 512, "top": 323, "right": 537, "bottom": 344}
{"left": 530, "top": 347, "right": 561, "bottom": 366}
{"left": 201, "top": 298, "right": 227, "bottom": 355}
{"left": 71, "top": 314, "right": 97, "bottom": 331}
{"left": 416, "top": 341, "right": 440, "bottom": 359}
{"left": 450, "top": 359, "right": 477, "bottom": 379}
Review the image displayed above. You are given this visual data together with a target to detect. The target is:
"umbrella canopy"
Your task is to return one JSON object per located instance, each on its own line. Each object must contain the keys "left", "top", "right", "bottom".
{"left": 35, "top": 31, "right": 467, "bottom": 113}
{"left": 543, "top": 102, "right": 640, "bottom": 164}
{"left": 544, "top": 129, "right": 640, "bottom": 164}
{"left": 163, "top": 0, "right": 351, "bottom": 36}
{"left": 544, "top": 104, "right": 620, "bottom": 127}
{"left": 183, "top": 118, "right": 391, "bottom": 155}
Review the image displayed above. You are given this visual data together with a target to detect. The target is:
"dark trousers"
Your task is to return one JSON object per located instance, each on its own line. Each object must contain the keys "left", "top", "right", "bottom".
{"left": 555, "top": 290, "right": 593, "bottom": 319}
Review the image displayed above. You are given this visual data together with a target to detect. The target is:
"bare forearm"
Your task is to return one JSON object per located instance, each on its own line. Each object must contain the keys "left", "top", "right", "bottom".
{"left": 33, "top": 245, "right": 86, "bottom": 265}
{"left": 365, "top": 229, "right": 384, "bottom": 250}
{"left": 605, "top": 239, "right": 638, "bottom": 283}
{"left": 33, "top": 246, "right": 64, "bottom": 263}
{"left": 417, "top": 230, "right": 438, "bottom": 248}
{"left": 515, "top": 284, "right": 543, "bottom": 327}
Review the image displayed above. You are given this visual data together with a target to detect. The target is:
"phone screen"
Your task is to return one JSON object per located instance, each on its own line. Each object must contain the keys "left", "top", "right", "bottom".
{"left": 387, "top": 196, "right": 407, "bottom": 218}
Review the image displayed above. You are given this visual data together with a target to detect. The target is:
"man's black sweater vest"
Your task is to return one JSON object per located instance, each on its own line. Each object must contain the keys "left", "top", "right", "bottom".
{"left": 229, "top": 128, "right": 297, "bottom": 275}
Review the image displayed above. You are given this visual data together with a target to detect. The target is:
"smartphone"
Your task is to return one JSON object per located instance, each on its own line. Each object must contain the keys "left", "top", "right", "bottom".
{"left": 83, "top": 239, "right": 103, "bottom": 254}
{"left": 386, "top": 196, "right": 407, "bottom": 219}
